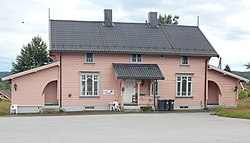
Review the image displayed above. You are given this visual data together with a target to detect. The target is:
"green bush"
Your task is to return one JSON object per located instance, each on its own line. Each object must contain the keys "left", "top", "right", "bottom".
{"left": 238, "top": 90, "right": 248, "bottom": 100}
{"left": 0, "top": 99, "right": 11, "bottom": 116}
{"left": 140, "top": 106, "right": 154, "bottom": 112}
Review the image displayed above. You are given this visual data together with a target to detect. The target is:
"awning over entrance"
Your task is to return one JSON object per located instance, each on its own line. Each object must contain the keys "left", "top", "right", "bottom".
{"left": 112, "top": 63, "right": 165, "bottom": 80}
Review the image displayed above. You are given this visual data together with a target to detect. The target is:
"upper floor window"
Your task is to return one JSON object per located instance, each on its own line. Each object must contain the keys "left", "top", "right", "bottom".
{"left": 181, "top": 56, "right": 189, "bottom": 65}
{"left": 176, "top": 74, "right": 193, "bottom": 97}
{"left": 131, "top": 54, "right": 142, "bottom": 63}
{"left": 85, "top": 53, "right": 94, "bottom": 63}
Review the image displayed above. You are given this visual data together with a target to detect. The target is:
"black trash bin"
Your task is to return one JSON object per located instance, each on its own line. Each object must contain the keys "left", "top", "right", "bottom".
{"left": 157, "top": 99, "right": 166, "bottom": 111}
{"left": 168, "top": 99, "right": 175, "bottom": 111}
{"left": 165, "top": 100, "right": 169, "bottom": 111}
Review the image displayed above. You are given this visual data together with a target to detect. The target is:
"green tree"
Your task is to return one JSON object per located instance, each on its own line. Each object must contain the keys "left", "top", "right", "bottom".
{"left": 224, "top": 64, "right": 232, "bottom": 72}
{"left": 244, "top": 62, "right": 250, "bottom": 69}
{"left": 0, "top": 81, "right": 11, "bottom": 90}
{"left": 11, "top": 36, "right": 49, "bottom": 73}
{"left": 158, "top": 14, "right": 179, "bottom": 25}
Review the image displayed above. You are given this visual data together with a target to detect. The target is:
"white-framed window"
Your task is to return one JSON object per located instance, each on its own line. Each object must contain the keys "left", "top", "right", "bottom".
{"left": 80, "top": 73, "right": 99, "bottom": 96}
{"left": 176, "top": 74, "right": 193, "bottom": 97}
{"left": 181, "top": 56, "right": 189, "bottom": 65}
{"left": 85, "top": 53, "right": 94, "bottom": 63}
{"left": 131, "top": 54, "right": 142, "bottom": 63}
{"left": 150, "top": 80, "right": 160, "bottom": 96}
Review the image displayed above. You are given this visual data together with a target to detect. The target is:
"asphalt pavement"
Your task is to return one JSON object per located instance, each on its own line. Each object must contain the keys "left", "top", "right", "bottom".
{"left": 0, "top": 112, "right": 249, "bottom": 143}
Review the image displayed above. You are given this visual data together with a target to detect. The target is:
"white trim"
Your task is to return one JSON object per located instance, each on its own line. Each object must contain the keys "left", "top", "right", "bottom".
{"left": 80, "top": 72, "right": 99, "bottom": 96}
{"left": 176, "top": 74, "right": 193, "bottom": 97}
{"left": 0, "top": 91, "right": 11, "bottom": 100}
{"left": 2, "top": 62, "right": 60, "bottom": 81}
{"left": 208, "top": 65, "right": 249, "bottom": 82}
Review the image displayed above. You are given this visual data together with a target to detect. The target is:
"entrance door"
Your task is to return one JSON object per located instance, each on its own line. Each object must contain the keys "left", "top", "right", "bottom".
{"left": 124, "top": 80, "right": 135, "bottom": 104}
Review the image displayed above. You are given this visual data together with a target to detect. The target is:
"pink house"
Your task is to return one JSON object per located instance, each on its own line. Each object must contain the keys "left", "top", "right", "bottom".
{"left": 3, "top": 9, "right": 249, "bottom": 113}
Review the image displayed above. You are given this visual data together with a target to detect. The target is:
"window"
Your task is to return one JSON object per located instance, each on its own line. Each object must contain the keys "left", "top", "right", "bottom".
{"left": 131, "top": 54, "right": 142, "bottom": 63}
{"left": 80, "top": 73, "right": 99, "bottom": 96}
{"left": 176, "top": 74, "right": 193, "bottom": 97}
{"left": 181, "top": 56, "right": 189, "bottom": 65}
{"left": 150, "top": 81, "right": 160, "bottom": 96}
{"left": 85, "top": 53, "right": 94, "bottom": 63}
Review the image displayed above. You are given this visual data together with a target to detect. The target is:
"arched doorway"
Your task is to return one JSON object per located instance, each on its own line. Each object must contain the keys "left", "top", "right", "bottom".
{"left": 208, "top": 81, "right": 221, "bottom": 105}
{"left": 43, "top": 81, "right": 58, "bottom": 106}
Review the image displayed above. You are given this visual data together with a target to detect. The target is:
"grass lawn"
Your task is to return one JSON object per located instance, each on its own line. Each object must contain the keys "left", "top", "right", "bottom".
{"left": 0, "top": 99, "right": 11, "bottom": 116}
{"left": 212, "top": 101, "right": 250, "bottom": 119}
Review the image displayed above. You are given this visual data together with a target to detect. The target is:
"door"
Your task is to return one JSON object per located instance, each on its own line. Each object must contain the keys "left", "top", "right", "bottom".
{"left": 124, "top": 80, "right": 135, "bottom": 103}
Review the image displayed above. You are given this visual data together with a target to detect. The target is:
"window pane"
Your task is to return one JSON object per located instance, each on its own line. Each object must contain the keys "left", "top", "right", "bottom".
{"left": 137, "top": 54, "right": 142, "bottom": 62}
{"left": 81, "top": 75, "right": 85, "bottom": 80}
{"left": 182, "top": 79, "right": 187, "bottom": 95}
{"left": 177, "top": 82, "right": 181, "bottom": 95}
{"left": 154, "top": 81, "right": 158, "bottom": 95}
{"left": 188, "top": 77, "right": 192, "bottom": 81}
{"left": 82, "top": 81, "right": 85, "bottom": 95}
{"left": 94, "top": 75, "right": 98, "bottom": 80}
{"left": 94, "top": 81, "right": 98, "bottom": 95}
{"left": 177, "top": 77, "right": 181, "bottom": 81}
{"left": 87, "top": 78, "right": 92, "bottom": 95}
{"left": 132, "top": 54, "right": 136, "bottom": 62}
{"left": 188, "top": 82, "right": 191, "bottom": 96}
{"left": 182, "top": 56, "right": 188, "bottom": 65}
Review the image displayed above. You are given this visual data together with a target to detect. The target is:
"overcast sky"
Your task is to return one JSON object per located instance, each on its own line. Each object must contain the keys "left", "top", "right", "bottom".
{"left": 0, "top": 0, "right": 249, "bottom": 71}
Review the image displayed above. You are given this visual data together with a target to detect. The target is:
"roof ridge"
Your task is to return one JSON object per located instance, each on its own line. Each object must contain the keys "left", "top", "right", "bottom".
{"left": 50, "top": 19, "right": 197, "bottom": 27}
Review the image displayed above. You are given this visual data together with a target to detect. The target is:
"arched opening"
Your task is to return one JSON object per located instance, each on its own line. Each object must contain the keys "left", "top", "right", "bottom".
{"left": 208, "top": 81, "right": 221, "bottom": 105}
{"left": 43, "top": 80, "right": 58, "bottom": 106}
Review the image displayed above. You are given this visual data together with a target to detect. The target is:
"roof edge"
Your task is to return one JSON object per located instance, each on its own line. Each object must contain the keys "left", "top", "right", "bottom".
{"left": 208, "top": 65, "right": 249, "bottom": 83}
{"left": 2, "top": 62, "right": 60, "bottom": 81}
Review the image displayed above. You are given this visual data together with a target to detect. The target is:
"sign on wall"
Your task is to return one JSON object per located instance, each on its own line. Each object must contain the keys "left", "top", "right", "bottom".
{"left": 103, "top": 90, "right": 114, "bottom": 95}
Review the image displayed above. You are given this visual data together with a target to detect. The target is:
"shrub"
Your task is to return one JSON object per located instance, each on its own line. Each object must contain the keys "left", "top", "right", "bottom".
{"left": 0, "top": 99, "right": 11, "bottom": 116}
{"left": 140, "top": 106, "right": 154, "bottom": 112}
{"left": 238, "top": 89, "right": 248, "bottom": 100}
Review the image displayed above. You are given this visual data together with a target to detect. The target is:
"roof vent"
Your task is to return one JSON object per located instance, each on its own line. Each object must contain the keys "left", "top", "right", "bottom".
{"left": 104, "top": 9, "right": 114, "bottom": 27}
{"left": 148, "top": 12, "right": 158, "bottom": 28}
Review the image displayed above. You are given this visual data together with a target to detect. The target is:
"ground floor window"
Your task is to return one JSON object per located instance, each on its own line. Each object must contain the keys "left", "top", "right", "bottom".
{"left": 176, "top": 74, "right": 193, "bottom": 97}
{"left": 150, "top": 80, "right": 160, "bottom": 96}
{"left": 80, "top": 73, "right": 99, "bottom": 96}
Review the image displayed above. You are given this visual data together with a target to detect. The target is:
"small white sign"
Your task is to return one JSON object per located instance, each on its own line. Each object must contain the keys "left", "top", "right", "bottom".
{"left": 103, "top": 90, "right": 114, "bottom": 95}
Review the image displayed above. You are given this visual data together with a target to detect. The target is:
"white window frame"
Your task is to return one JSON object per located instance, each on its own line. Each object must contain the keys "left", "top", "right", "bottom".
{"left": 181, "top": 56, "right": 189, "bottom": 65}
{"left": 85, "top": 53, "right": 95, "bottom": 63}
{"left": 150, "top": 80, "right": 160, "bottom": 96}
{"left": 131, "top": 54, "right": 143, "bottom": 63}
{"left": 176, "top": 74, "right": 193, "bottom": 97}
{"left": 80, "top": 73, "right": 99, "bottom": 96}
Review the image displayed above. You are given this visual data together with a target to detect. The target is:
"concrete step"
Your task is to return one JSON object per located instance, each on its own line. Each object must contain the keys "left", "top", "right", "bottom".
{"left": 123, "top": 106, "right": 140, "bottom": 112}
{"left": 41, "top": 106, "right": 60, "bottom": 112}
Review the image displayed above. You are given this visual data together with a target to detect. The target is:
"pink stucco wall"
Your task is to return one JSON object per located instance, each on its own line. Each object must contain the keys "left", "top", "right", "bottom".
{"left": 11, "top": 66, "right": 59, "bottom": 106}
{"left": 208, "top": 69, "right": 239, "bottom": 106}
{"left": 60, "top": 53, "right": 208, "bottom": 107}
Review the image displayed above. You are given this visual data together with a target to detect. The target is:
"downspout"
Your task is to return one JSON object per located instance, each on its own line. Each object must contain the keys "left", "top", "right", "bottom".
{"left": 59, "top": 53, "right": 62, "bottom": 108}
{"left": 204, "top": 59, "right": 208, "bottom": 109}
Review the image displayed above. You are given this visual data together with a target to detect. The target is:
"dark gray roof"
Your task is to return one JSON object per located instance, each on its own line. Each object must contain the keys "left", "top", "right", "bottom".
{"left": 0, "top": 90, "right": 11, "bottom": 100}
{"left": 112, "top": 63, "right": 165, "bottom": 80}
{"left": 50, "top": 20, "right": 219, "bottom": 57}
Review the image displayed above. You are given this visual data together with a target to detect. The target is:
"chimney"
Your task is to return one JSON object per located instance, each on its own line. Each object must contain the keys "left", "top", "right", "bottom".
{"left": 104, "top": 9, "right": 114, "bottom": 27}
{"left": 148, "top": 12, "right": 158, "bottom": 28}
